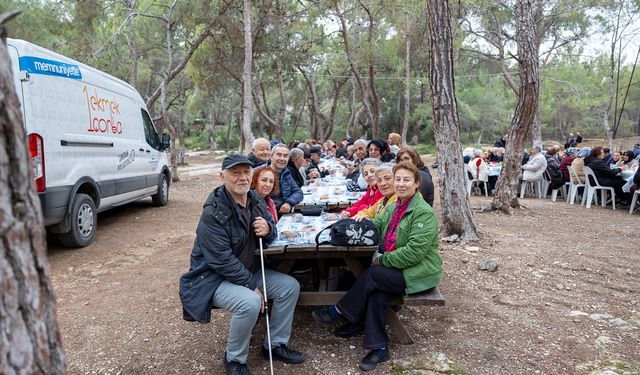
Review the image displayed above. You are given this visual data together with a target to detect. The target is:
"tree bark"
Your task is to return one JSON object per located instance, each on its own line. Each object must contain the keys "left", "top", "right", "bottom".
{"left": 491, "top": 0, "right": 540, "bottom": 214}
{"left": 241, "top": 0, "right": 255, "bottom": 151}
{"left": 124, "top": 0, "right": 138, "bottom": 87}
{"left": 426, "top": 0, "right": 478, "bottom": 242}
{"left": 401, "top": 14, "right": 412, "bottom": 147}
{"left": 1, "top": 13, "right": 66, "bottom": 374}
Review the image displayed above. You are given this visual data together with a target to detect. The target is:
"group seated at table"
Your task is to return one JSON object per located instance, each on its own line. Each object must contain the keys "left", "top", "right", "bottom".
{"left": 312, "top": 161, "right": 442, "bottom": 372}
{"left": 340, "top": 158, "right": 383, "bottom": 218}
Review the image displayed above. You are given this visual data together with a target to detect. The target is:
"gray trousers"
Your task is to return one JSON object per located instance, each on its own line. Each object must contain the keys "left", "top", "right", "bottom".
{"left": 212, "top": 269, "right": 300, "bottom": 364}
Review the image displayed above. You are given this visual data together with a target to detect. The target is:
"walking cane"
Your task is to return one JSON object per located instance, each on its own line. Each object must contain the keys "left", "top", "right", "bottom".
{"left": 258, "top": 237, "right": 275, "bottom": 375}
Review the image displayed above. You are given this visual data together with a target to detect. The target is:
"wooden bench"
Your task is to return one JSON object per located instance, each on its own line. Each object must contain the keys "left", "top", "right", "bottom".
{"left": 298, "top": 287, "right": 445, "bottom": 345}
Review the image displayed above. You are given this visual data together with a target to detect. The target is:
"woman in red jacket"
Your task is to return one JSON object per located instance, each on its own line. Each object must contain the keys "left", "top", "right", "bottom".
{"left": 341, "top": 158, "right": 383, "bottom": 218}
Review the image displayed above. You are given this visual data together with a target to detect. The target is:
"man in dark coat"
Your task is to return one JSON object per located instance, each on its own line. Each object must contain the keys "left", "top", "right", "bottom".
{"left": 584, "top": 146, "right": 629, "bottom": 202}
{"left": 179, "top": 154, "right": 304, "bottom": 375}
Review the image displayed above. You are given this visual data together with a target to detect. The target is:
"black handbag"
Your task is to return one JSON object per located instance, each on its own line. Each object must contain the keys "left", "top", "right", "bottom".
{"left": 315, "top": 218, "right": 379, "bottom": 248}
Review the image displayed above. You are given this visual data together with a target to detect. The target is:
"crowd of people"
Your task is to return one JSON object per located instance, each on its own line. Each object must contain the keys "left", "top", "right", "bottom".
{"left": 180, "top": 132, "right": 441, "bottom": 374}
{"left": 464, "top": 136, "right": 640, "bottom": 207}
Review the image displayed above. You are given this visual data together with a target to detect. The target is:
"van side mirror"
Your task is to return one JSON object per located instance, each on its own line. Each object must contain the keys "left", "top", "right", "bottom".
{"left": 161, "top": 133, "right": 171, "bottom": 151}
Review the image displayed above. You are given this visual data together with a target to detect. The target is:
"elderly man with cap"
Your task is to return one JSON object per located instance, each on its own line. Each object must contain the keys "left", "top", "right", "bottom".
{"left": 247, "top": 138, "right": 271, "bottom": 167}
{"left": 307, "top": 146, "right": 329, "bottom": 178}
{"left": 559, "top": 147, "right": 577, "bottom": 182}
{"left": 179, "top": 154, "right": 304, "bottom": 375}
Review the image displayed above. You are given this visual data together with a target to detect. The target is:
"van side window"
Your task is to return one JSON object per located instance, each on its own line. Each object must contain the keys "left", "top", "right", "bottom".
{"left": 141, "top": 110, "right": 160, "bottom": 150}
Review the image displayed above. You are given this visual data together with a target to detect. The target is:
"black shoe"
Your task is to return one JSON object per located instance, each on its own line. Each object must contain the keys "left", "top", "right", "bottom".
{"left": 311, "top": 307, "right": 340, "bottom": 323}
{"left": 359, "top": 349, "right": 390, "bottom": 372}
{"left": 262, "top": 344, "right": 305, "bottom": 364}
{"left": 223, "top": 354, "right": 252, "bottom": 375}
{"left": 333, "top": 322, "right": 365, "bottom": 338}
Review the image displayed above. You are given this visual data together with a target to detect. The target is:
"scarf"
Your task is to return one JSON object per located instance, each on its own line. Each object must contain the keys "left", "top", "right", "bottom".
{"left": 383, "top": 198, "right": 411, "bottom": 252}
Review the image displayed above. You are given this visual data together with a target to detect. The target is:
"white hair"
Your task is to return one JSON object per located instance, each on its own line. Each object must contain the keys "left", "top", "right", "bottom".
{"left": 252, "top": 138, "right": 269, "bottom": 149}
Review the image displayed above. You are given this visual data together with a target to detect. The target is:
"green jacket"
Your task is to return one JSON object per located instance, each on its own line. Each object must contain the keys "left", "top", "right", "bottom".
{"left": 374, "top": 192, "right": 442, "bottom": 294}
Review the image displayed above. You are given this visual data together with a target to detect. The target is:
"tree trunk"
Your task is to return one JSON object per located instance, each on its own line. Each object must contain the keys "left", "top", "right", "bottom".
{"left": 426, "top": 0, "right": 478, "bottom": 242}
{"left": 531, "top": 105, "right": 542, "bottom": 146}
{"left": 241, "top": 0, "right": 255, "bottom": 152}
{"left": 491, "top": 0, "right": 540, "bottom": 214}
{"left": 1, "top": 14, "right": 66, "bottom": 373}
{"left": 124, "top": 0, "right": 138, "bottom": 87}
{"left": 401, "top": 15, "right": 412, "bottom": 147}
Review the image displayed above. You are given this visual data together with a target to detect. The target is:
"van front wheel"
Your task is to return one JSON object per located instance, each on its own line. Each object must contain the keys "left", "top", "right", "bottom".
{"left": 59, "top": 193, "right": 97, "bottom": 248}
{"left": 151, "top": 174, "right": 169, "bottom": 206}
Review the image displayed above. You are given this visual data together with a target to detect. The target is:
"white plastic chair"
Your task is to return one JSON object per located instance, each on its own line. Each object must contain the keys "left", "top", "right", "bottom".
{"left": 630, "top": 189, "right": 640, "bottom": 215}
{"left": 583, "top": 166, "right": 616, "bottom": 210}
{"left": 567, "top": 166, "right": 585, "bottom": 205}
{"left": 466, "top": 165, "right": 488, "bottom": 197}
{"left": 544, "top": 171, "right": 569, "bottom": 202}
{"left": 520, "top": 178, "right": 543, "bottom": 199}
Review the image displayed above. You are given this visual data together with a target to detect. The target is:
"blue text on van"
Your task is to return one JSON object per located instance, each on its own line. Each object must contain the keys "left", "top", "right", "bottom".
{"left": 20, "top": 56, "right": 82, "bottom": 80}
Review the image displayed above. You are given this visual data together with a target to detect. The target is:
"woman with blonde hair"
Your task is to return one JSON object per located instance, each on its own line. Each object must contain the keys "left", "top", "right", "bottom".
{"left": 387, "top": 133, "right": 402, "bottom": 154}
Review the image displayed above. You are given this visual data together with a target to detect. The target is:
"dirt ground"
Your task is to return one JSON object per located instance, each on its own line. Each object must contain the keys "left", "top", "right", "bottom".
{"left": 47, "top": 153, "right": 640, "bottom": 375}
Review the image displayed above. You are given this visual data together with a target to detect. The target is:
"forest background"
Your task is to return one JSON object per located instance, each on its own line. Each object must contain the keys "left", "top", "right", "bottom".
{"left": 2, "top": 0, "right": 640, "bottom": 155}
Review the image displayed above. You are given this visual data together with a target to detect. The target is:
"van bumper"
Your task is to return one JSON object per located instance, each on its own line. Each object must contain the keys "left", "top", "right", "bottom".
{"left": 38, "top": 186, "right": 72, "bottom": 228}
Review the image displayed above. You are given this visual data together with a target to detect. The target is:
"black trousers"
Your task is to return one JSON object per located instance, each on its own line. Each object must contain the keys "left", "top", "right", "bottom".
{"left": 336, "top": 265, "right": 406, "bottom": 350}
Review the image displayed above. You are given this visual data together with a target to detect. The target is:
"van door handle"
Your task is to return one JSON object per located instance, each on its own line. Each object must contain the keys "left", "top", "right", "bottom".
{"left": 139, "top": 148, "right": 144, "bottom": 152}
{"left": 146, "top": 149, "right": 151, "bottom": 153}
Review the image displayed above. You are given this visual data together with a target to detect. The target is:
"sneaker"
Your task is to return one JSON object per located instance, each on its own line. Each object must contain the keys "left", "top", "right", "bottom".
{"left": 262, "top": 344, "right": 305, "bottom": 364}
{"left": 359, "top": 348, "right": 390, "bottom": 372}
{"left": 333, "top": 322, "right": 365, "bottom": 338}
{"left": 311, "top": 306, "right": 341, "bottom": 323}
{"left": 223, "top": 353, "right": 251, "bottom": 375}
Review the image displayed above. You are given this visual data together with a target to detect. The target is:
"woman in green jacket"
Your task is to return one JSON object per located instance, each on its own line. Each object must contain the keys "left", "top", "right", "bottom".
{"left": 312, "top": 161, "right": 442, "bottom": 372}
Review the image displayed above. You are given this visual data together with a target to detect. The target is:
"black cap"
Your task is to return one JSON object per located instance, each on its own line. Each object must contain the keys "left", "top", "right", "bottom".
{"left": 222, "top": 154, "right": 253, "bottom": 170}
{"left": 303, "top": 150, "right": 312, "bottom": 159}
{"left": 309, "top": 146, "right": 322, "bottom": 154}
{"left": 603, "top": 147, "right": 610, "bottom": 153}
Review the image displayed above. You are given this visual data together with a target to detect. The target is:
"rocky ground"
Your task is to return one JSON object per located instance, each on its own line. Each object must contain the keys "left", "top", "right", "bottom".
{"left": 47, "top": 153, "right": 640, "bottom": 375}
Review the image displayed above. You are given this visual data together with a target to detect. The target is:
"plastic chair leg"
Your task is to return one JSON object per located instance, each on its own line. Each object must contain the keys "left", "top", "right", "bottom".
{"left": 630, "top": 192, "right": 639, "bottom": 214}
{"left": 586, "top": 187, "right": 594, "bottom": 208}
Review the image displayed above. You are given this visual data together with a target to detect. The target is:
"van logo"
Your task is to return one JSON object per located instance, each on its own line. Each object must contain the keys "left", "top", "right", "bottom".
{"left": 117, "top": 149, "right": 135, "bottom": 171}
{"left": 19, "top": 56, "right": 82, "bottom": 80}
{"left": 83, "top": 85, "right": 123, "bottom": 134}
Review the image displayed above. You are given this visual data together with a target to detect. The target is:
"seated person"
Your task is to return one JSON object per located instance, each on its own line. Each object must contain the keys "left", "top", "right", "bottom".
{"left": 602, "top": 147, "right": 613, "bottom": 166}
{"left": 487, "top": 147, "right": 504, "bottom": 163}
{"left": 247, "top": 137, "right": 271, "bottom": 167}
{"left": 584, "top": 146, "right": 629, "bottom": 201}
{"left": 396, "top": 148, "right": 435, "bottom": 206}
{"left": 307, "top": 146, "right": 329, "bottom": 178}
{"left": 286, "top": 147, "right": 306, "bottom": 188}
{"left": 341, "top": 158, "right": 383, "bottom": 218}
{"left": 387, "top": 132, "right": 402, "bottom": 154}
{"left": 251, "top": 166, "right": 279, "bottom": 223}
{"left": 353, "top": 163, "right": 397, "bottom": 220}
{"left": 611, "top": 151, "right": 622, "bottom": 167}
{"left": 571, "top": 147, "right": 591, "bottom": 184}
{"left": 343, "top": 139, "right": 368, "bottom": 185}
{"left": 367, "top": 139, "right": 395, "bottom": 163}
{"left": 312, "top": 162, "right": 441, "bottom": 372}
{"left": 559, "top": 147, "right": 577, "bottom": 182}
{"left": 522, "top": 145, "right": 547, "bottom": 182}
{"left": 268, "top": 144, "right": 303, "bottom": 214}
{"left": 179, "top": 155, "right": 304, "bottom": 375}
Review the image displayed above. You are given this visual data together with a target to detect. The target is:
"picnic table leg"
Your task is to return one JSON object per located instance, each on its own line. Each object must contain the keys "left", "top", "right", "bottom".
{"left": 385, "top": 306, "right": 414, "bottom": 345}
{"left": 276, "top": 259, "right": 296, "bottom": 274}
{"left": 318, "top": 259, "right": 329, "bottom": 291}
{"left": 343, "top": 257, "right": 365, "bottom": 277}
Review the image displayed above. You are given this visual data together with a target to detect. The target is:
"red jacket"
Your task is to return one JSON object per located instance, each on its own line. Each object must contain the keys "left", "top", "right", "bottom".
{"left": 343, "top": 186, "right": 383, "bottom": 217}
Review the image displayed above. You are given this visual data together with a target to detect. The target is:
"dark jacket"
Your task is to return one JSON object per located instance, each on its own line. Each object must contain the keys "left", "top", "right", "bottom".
{"left": 307, "top": 159, "right": 329, "bottom": 178}
{"left": 584, "top": 156, "right": 623, "bottom": 187}
{"left": 559, "top": 156, "right": 574, "bottom": 182}
{"left": 286, "top": 160, "right": 304, "bottom": 188}
{"left": 634, "top": 167, "right": 640, "bottom": 186}
{"left": 179, "top": 186, "right": 277, "bottom": 323}
{"left": 271, "top": 167, "right": 304, "bottom": 209}
{"left": 418, "top": 166, "right": 435, "bottom": 207}
{"left": 247, "top": 152, "right": 268, "bottom": 168}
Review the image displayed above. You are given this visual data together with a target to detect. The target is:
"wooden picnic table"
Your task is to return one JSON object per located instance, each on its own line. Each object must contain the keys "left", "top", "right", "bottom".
{"left": 260, "top": 214, "right": 445, "bottom": 344}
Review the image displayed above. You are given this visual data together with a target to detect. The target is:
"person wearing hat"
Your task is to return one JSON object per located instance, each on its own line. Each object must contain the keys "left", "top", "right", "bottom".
{"left": 307, "top": 146, "right": 329, "bottom": 178}
{"left": 559, "top": 147, "right": 577, "bottom": 182}
{"left": 179, "top": 154, "right": 305, "bottom": 375}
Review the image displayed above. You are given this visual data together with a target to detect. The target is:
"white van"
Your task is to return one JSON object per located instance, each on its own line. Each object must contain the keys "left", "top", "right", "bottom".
{"left": 7, "top": 38, "right": 171, "bottom": 248}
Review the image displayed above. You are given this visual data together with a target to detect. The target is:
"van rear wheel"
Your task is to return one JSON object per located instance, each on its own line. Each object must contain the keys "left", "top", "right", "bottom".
{"left": 151, "top": 174, "right": 169, "bottom": 206}
{"left": 59, "top": 193, "right": 97, "bottom": 248}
